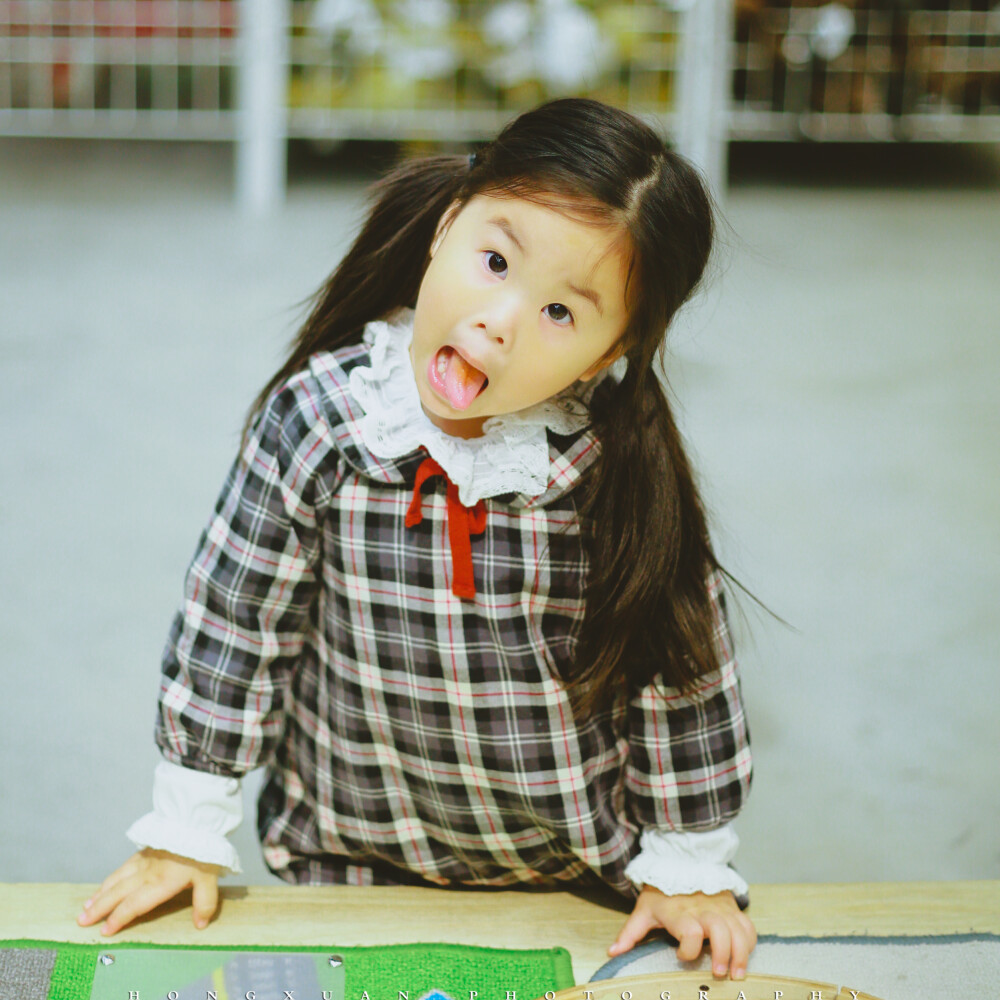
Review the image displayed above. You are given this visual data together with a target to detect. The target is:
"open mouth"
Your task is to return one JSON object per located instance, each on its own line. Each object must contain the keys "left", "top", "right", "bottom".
{"left": 428, "top": 346, "right": 489, "bottom": 411}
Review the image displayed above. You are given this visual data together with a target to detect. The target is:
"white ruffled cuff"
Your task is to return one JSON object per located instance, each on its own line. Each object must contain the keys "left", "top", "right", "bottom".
{"left": 624, "top": 824, "right": 749, "bottom": 900}
{"left": 125, "top": 760, "right": 244, "bottom": 875}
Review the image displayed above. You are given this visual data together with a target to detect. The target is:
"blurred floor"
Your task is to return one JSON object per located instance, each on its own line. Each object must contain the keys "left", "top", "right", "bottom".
{"left": 1, "top": 136, "right": 998, "bottom": 891}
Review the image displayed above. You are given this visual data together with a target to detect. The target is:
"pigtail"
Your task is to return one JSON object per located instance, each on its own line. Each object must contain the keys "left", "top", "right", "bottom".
{"left": 560, "top": 136, "right": 724, "bottom": 718}
{"left": 571, "top": 366, "right": 721, "bottom": 718}
{"left": 242, "top": 154, "right": 472, "bottom": 445}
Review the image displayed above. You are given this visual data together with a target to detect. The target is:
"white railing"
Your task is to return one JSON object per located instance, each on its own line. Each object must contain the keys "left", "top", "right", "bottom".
{"left": 2, "top": 0, "right": 997, "bottom": 214}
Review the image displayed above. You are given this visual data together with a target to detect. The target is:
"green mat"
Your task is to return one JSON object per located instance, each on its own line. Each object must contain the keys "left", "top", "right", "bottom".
{"left": 0, "top": 940, "right": 575, "bottom": 1000}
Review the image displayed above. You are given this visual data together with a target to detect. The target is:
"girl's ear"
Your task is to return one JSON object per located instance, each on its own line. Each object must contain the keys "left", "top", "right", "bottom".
{"left": 430, "top": 200, "right": 462, "bottom": 259}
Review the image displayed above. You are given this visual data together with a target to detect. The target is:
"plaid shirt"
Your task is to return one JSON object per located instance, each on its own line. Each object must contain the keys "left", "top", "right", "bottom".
{"left": 156, "top": 341, "right": 751, "bottom": 894}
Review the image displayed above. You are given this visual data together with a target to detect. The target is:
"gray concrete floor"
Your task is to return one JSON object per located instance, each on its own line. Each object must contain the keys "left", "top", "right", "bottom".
{"left": 1, "top": 137, "right": 998, "bottom": 891}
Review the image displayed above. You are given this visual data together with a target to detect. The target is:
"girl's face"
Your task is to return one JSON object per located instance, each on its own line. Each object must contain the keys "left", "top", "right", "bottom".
{"left": 409, "top": 194, "right": 630, "bottom": 439}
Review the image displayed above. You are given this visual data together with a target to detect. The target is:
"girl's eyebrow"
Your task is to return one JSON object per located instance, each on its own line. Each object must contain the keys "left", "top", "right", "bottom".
{"left": 487, "top": 215, "right": 604, "bottom": 316}
{"left": 487, "top": 216, "right": 525, "bottom": 253}
{"left": 566, "top": 280, "right": 604, "bottom": 316}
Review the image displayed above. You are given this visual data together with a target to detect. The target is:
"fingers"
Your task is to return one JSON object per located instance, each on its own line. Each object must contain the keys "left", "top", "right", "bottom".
{"left": 705, "top": 913, "right": 732, "bottom": 978}
{"left": 99, "top": 878, "right": 188, "bottom": 936}
{"left": 607, "top": 906, "right": 658, "bottom": 957}
{"left": 191, "top": 873, "right": 219, "bottom": 930}
{"left": 692, "top": 910, "right": 757, "bottom": 980}
{"left": 727, "top": 911, "right": 757, "bottom": 980}
{"left": 77, "top": 870, "right": 141, "bottom": 928}
{"left": 78, "top": 852, "right": 158, "bottom": 929}
{"left": 673, "top": 913, "right": 708, "bottom": 963}
{"left": 78, "top": 869, "right": 170, "bottom": 934}
{"left": 644, "top": 890, "right": 757, "bottom": 982}
{"left": 79, "top": 853, "right": 143, "bottom": 917}
{"left": 76, "top": 850, "right": 221, "bottom": 937}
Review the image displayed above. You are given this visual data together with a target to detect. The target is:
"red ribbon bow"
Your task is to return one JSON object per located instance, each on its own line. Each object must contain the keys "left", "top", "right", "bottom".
{"left": 405, "top": 457, "right": 487, "bottom": 600}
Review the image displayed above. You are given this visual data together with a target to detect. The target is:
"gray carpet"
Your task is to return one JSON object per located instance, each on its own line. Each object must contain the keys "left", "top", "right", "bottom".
{"left": 0, "top": 947, "right": 57, "bottom": 1000}
{"left": 591, "top": 934, "right": 1000, "bottom": 999}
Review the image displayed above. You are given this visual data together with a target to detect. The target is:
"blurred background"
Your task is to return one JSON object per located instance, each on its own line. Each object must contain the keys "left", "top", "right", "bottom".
{"left": 1, "top": 0, "right": 998, "bottom": 892}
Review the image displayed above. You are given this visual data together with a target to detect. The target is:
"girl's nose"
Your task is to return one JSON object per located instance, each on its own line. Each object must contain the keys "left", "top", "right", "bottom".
{"left": 477, "top": 294, "right": 519, "bottom": 347}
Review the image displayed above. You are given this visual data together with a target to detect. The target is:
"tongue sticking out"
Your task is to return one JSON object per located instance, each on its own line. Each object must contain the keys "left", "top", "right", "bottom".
{"left": 442, "top": 348, "right": 487, "bottom": 411}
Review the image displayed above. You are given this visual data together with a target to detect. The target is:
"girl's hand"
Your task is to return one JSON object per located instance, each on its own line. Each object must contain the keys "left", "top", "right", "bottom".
{"left": 76, "top": 848, "right": 222, "bottom": 936}
{"left": 609, "top": 885, "right": 757, "bottom": 980}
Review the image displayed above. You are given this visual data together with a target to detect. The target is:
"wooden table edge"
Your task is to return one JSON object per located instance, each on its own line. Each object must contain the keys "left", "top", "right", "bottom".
{"left": 2, "top": 880, "right": 997, "bottom": 983}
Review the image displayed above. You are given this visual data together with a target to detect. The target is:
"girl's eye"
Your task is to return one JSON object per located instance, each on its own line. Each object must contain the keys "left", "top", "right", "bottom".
{"left": 484, "top": 251, "right": 507, "bottom": 276}
{"left": 544, "top": 302, "right": 573, "bottom": 326}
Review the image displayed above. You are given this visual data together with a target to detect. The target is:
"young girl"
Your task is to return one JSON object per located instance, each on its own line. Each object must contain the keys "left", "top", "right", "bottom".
{"left": 78, "top": 98, "right": 755, "bottom": 979}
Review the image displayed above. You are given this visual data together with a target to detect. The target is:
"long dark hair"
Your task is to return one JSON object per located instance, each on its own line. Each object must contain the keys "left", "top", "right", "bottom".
{"left": 246, "top": 98, "right": 724, "bottom": 717}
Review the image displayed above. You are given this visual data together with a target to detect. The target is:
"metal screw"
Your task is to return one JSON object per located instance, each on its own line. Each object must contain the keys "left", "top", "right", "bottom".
{"left": 99, "top": 954, "right": 115, "bottom": 966}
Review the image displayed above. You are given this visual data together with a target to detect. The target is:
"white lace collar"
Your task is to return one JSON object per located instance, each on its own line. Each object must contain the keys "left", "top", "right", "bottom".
{"left": 347, "top": 309, "right": 623, "bottom": 506}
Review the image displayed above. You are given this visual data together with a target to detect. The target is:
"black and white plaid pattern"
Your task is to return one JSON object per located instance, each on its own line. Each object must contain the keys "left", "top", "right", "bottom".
{"left": 156, "top": 344, "right": 752, "bottom": 894}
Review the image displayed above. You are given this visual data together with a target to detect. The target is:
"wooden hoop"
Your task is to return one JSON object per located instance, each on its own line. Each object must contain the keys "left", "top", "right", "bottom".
{"left": 540, "top": 972, "right": 884, "bottom": 1000}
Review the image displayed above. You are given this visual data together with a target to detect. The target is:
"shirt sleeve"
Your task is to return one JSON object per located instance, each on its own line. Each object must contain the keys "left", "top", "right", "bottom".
{"left": 154, "top": 373, "right": 341, "bottom": 780}
{"left": 624, "top": 570, "right": 752, "bottom": 856}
